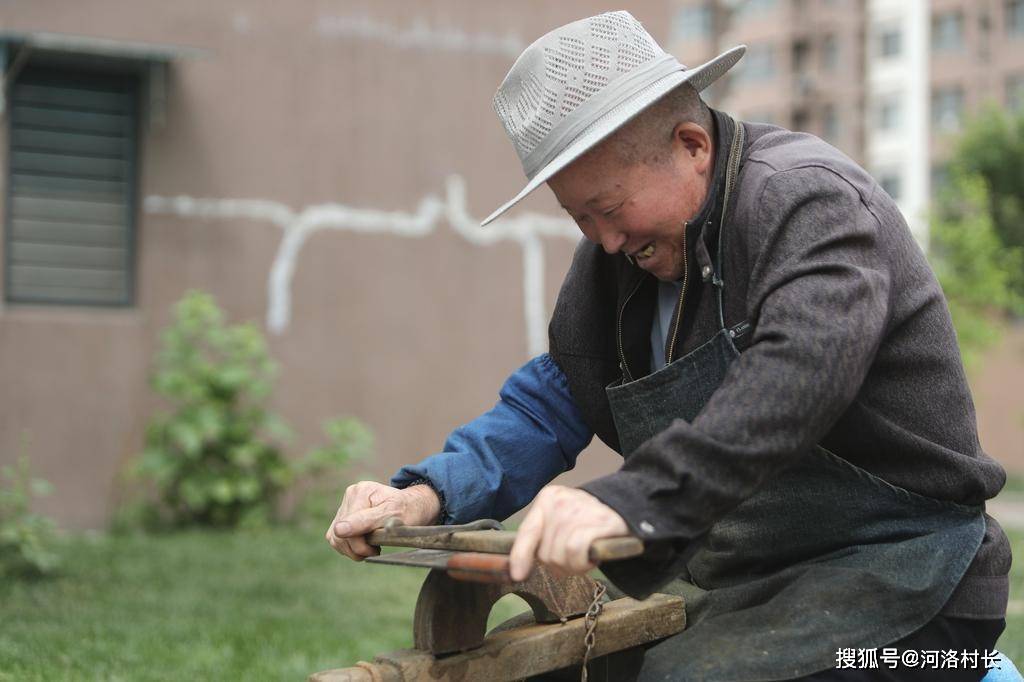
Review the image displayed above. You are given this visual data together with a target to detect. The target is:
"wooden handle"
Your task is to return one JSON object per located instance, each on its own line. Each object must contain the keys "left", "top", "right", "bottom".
{"left": 366, "top": 528, "right": 644, "bottom": 563}
{"left": 589, "top": 536, "right": 645, "bottom": 562}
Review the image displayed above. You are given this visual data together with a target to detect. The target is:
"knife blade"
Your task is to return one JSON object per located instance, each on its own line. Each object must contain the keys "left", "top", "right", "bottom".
{"left": 366, "top": 548, "right": 512, "bottom": 583}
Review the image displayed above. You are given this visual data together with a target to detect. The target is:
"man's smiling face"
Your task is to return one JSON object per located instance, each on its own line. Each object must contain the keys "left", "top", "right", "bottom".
{"left": 547, "top": 121, "right": 715, "bottom": 282}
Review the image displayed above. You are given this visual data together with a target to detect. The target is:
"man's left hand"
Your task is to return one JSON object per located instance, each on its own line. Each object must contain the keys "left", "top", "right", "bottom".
{"left": 509, "top": 485, "right": 630, "bottom": 581}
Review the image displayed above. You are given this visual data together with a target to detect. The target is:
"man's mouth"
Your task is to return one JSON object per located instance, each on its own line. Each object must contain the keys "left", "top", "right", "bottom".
{"left": 632, "top": 242, "right": 656, "bottom": 261}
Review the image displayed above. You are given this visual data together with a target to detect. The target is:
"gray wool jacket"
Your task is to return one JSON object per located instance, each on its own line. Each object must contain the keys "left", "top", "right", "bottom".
{"left": 549, "top": 111, "right": 1010, "bottom": 619}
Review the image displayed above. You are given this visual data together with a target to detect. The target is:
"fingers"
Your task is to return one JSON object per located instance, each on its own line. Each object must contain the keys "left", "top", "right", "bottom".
{"left": 347, "top": 503, "right": 391, "bottom": 556}
{"left": 325, "top": 482, "right": 371, "bottom": 540}
{"left": 337, "top": 504, "right": 395, "bottom": 559}
{"left": 509, "top": 505, "right": 544, "bottom": 582}
{"left": 540, "top": 508, "right": 597, "bottom": 575}
{"left": 334, "top": 524, "right": 381, "bottom": 561}
{"left": 559, "top": 525, "right": 599, "bottom": 574}
{"left": 325, "top": 484, "right": 367, "bottom": 559}
{"left": 325, "top": 482, "right": 395, "bottom": 561}
{"left": 327, "top": 519, "right": 376, "bottom": 562}
{"left": 513, "top": 486, "right": 629, "bottom": 579}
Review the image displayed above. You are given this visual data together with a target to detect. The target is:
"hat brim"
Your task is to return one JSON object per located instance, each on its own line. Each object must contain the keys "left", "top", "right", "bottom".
{"left": 481, "top": 45, "right": 746, "bottom": 227}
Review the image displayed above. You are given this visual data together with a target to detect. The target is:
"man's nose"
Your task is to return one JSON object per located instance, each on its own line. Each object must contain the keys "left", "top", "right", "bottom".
{"left": 599, "top": 228, "right": 627, "bottom": 255}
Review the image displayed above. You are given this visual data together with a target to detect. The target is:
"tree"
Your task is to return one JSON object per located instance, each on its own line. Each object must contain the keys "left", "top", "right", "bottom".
{"left": 930, "top": 173, "right": 1024, "bottom": 369}
{"left": 945, "top": 106, "right": 1024, "bottom": 303}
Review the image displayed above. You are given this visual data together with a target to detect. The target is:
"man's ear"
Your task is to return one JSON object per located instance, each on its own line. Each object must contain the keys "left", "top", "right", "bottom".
{"left": 672, "top": 122, "right": 713, "bottom": 174}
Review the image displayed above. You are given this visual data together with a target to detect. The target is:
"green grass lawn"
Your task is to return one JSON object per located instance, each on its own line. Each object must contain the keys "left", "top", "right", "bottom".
{"left": 0, "top": 526, "right": 528, "bottom": 681}
{"left": 1, "top": 525, "right": 1022, "bottom": 680}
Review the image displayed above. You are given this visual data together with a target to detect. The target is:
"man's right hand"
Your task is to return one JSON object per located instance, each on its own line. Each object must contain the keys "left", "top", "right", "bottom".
{"left": 325, "top": 481, "right": 441, "bottom": 561}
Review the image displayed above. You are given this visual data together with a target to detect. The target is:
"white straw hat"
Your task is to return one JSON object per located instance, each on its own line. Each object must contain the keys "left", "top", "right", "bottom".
{"left": 482, "top": 10, "right": 745, "bottom": 226}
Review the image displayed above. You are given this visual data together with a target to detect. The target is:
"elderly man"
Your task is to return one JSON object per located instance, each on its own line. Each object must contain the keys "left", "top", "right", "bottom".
{"left": 327, "top": 11, "right": 1009, "bottom": 681}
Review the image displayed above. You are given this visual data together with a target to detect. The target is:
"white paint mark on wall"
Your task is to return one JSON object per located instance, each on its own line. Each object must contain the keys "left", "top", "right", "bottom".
{"left": 315, "top": 14, "right": 525, "bottom": 58}
{"left": 232, "top": 13, "right": 252, "bottom": 35}
{"left": 144, "top": 175, "right": 579, "bottom": 357}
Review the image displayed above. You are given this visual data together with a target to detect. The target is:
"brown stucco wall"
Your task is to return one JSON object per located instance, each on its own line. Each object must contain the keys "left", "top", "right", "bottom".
{"left": 0, "top": 0, "right": 662, "bottom": 528}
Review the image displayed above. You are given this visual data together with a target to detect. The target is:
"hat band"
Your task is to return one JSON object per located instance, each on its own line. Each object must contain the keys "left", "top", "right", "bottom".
{"left": 520, "top": 53, "right": 685, "bottom": 179}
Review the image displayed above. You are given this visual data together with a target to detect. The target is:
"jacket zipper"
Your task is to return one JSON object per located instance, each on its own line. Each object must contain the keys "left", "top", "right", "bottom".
{"left": 616, "top": 276, "right": 645, "bottom": 383}
{"left": 665, "top": 223, "right": 690, "bottom": 365}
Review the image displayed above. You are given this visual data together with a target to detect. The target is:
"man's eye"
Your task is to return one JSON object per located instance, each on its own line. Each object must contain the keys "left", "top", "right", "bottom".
{"left": 602, "top": 205, "right": 621, "bottom": 217}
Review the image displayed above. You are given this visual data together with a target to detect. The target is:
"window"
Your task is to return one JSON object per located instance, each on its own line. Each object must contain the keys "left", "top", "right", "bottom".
{"left": 932, "top": 12, "right": 964, "bottom": 51}
{"left": 792, "top": 39, "right": 811, "bottom": 75}
{"left": 672, "top": 3, "right": 713, "bottom": 42}
{"left": 822, "top": 104, "right": 840, "bottom": 142}
{"left": 5, "top": 66, "right": 139, "bottom": 305}
{"left": 878, "top": 27, "right": 902, "bottom": 58}
{"left": 821, "top": 34, "right": 840, "bottom": 71}
{"left": 876, "top": 95, "right": 901, "bottom": 131}
{"left": 732, "top": 44, "right": 776, "bottom": 82}
{"left": 877, "top": 171, "right": 902, "bottom": 201}
{"left": 932, "top": 86, "right": 964, "bottom": 132}
{"left": 1008, "top": 73, "right": 1024, "bottom": 111}
{"left": 1009, "top": 0, "right": 1024, "bottom": 35}
{"left": 734, "top": 0, "right": 777, "bottom": 20}
{"left": 792, "top": 108, "right": 810, "bottom": 131}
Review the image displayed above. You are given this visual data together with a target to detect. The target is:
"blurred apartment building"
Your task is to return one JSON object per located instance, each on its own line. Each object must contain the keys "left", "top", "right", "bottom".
{"left": 668, "top": 0, "right": 1024, "bottom": 240}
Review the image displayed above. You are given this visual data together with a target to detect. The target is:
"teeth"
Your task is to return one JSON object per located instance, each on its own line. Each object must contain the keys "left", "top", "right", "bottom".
{"left": 639, "top": 243, "right": 655, "bottom": 258}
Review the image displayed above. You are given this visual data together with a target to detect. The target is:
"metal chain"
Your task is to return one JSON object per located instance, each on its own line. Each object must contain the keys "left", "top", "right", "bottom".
{"left": 580, "top": 581, "right": 607, "bottom": 682}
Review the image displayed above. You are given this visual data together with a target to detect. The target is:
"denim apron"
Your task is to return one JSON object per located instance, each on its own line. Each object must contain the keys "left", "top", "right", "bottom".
{"left": 604, "top": 121, "right": 986, "bottom": 681}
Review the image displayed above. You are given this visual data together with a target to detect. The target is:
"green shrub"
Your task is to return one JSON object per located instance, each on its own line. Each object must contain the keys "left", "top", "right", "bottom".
{"left": 127, "top": 291, "right": 371, "bottom": 531}
{"left": 134, "top": 291, "right": 292, "bottom": 528}
{"left": 0, "top": 455, "right": 59, "bottom": 578}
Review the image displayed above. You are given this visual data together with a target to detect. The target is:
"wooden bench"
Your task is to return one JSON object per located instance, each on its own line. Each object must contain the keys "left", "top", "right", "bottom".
{"left": 310, "top": 522, "right": 685, "bottom": 681}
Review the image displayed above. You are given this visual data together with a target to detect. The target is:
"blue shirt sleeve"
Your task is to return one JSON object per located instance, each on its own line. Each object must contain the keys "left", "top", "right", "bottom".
{"left": 390, "top": 353, "right": 594, "bottom": 524}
